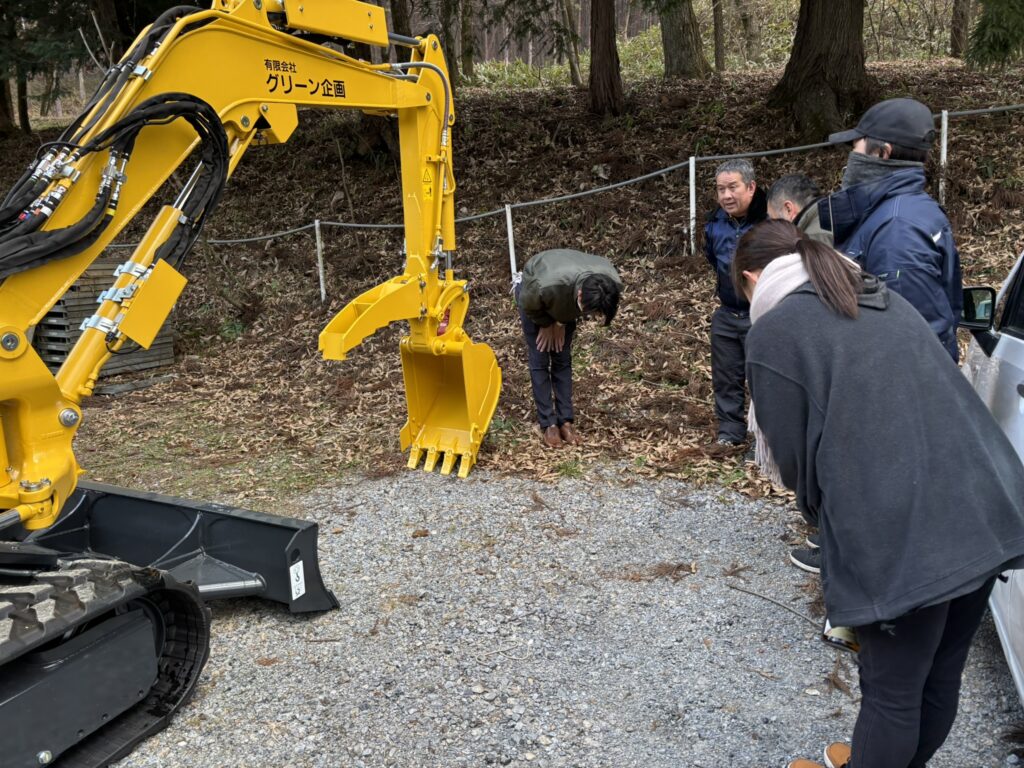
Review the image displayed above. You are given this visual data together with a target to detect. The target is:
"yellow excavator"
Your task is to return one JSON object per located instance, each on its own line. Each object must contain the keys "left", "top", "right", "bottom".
{"left": 0, "top": 1, "right": 500, "bottom": 765}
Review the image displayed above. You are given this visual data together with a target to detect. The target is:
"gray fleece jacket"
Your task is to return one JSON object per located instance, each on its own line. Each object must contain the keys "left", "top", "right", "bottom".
{"left": 746, "top": 276, "right": 1024, "bottom": 627}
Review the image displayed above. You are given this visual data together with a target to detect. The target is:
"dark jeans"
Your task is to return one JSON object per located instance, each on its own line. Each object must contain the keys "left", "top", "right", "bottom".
{"left": 851, "top": 578, "right": 996, "bottom": 768}
{"left": 516, "top": 293, "right": 576, "bottom": 429}
{"left": 710, "top": 306, "right": 750, "bottom": 442}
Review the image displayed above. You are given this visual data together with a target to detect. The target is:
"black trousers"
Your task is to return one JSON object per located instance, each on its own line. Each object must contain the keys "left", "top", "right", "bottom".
{"left": 710, "top": 306, "right": 750, "bottom": 442}
{"left": 851, "top": 578, "right": 996, "bottom": 768}
{"left": 517, "top": 292, "right": 576, "bottom": 429}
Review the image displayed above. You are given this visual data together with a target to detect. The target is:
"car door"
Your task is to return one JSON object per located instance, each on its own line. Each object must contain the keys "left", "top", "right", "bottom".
{"left": 963, "top": 251, "right": 1024, "bottom": 703}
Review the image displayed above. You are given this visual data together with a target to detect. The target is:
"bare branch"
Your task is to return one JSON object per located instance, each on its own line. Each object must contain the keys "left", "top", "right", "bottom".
{"left": 77, "top": 27, "right": 105, "bottom": 71}
{"left": 90, "top": 10, "right": 114, "bottom": 67}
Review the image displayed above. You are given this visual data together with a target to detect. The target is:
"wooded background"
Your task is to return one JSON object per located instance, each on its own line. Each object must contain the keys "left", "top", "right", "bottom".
{"left": 0, "top": 0, "right": 1021, "bottom": 140}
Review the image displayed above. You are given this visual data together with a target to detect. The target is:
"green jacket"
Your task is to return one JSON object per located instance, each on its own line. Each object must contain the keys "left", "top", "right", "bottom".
{"left": 518, "top": 249, "right": 623, "bottom": 328}
{"left": 795, "top": 200, "right": 834, "bottom": 247}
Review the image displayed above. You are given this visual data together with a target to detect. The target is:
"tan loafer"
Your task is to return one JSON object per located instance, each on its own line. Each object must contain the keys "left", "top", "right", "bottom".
{"left": 824, "top": 743, "right": 851, "bottom": 768}
{"left": 559, "top": 423, "right": 582, "bottom": 446}
{"left": 542, "top": 425, "right": 563, "bottom": 448}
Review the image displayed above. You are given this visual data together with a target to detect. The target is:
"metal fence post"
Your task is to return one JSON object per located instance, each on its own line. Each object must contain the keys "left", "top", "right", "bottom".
{"left": 688, "top": 156, "right": 697, "bottom": 257}
{"left": 505, "top": 204, "right": 520, "bottom": 289}
{"left": 939, "top": 110, "right": 949, "bottom": 207}
{"left": 314, "top": 219, "right": 326, "bottom": 303}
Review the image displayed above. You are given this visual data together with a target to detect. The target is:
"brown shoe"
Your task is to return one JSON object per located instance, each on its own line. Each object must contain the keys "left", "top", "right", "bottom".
{"left": 542, "top": 425, "right": 563, "bottom": 448}
{"left": 705, "top": 438, "right": 744, "bottom": 458}
{"left": 824, "top": 743, "right": 851, "bottom": 768}
{"left": 559, "top": 423, "right": 582, "bottom": 446}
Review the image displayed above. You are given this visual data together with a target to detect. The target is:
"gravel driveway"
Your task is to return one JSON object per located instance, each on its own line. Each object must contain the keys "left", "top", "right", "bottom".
{"left": 117, "top": 469, "right": 1022, "bottom": 768}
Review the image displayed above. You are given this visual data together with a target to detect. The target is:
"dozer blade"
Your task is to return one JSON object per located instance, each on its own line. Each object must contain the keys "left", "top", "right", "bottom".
{"left": 28, "top": 481, "right": 338, "bottom": 613}
{"left": 400, "top": 333, "right": 501, "bottom": 478}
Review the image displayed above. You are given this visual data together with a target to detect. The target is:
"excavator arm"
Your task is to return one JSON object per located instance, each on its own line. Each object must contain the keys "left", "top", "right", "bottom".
{"left": 0, "top": 0, "right": 501, "bottom": 536}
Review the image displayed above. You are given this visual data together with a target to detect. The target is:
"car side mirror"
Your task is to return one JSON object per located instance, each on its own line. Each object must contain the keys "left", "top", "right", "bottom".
{"left": 960, "top": 286, "right": 996, "bottom": 331}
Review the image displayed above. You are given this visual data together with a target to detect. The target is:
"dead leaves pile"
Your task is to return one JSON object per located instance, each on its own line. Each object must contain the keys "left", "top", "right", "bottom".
{"left": 5, "top": 61, "right": 1019, "bottom": 500}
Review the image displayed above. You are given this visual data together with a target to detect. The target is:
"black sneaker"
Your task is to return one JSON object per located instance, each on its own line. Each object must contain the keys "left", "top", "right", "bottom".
{"left": 790, "top": 547, "right": 821, "bottom": 574}
{"left": 743, "top": 440, "right": 757, "bottom": 464}
{"left": 805, "top": 532, "right": 820, "bottom": 549}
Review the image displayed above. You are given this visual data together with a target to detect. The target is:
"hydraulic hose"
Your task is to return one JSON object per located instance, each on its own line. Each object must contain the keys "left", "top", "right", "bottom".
{"left": 0, "top": 93, "right": 226, "bottom": 279}
{"left": 391, "top": 61, "right": 451, "bottom": 146}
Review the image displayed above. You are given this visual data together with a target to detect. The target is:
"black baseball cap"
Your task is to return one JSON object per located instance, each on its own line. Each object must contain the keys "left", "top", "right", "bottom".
{"left": 828, "top": 98, "right": 937, "bottom": 150}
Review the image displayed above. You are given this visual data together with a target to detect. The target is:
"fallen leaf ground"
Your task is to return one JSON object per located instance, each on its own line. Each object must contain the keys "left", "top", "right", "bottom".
{"left": 2, "top": 60, "right": 1022, "bottom": 508}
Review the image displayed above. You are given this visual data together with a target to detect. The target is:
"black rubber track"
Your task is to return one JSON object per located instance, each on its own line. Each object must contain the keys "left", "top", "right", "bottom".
{"left": 0, "top": 558, "right": 210, "bottom": 767}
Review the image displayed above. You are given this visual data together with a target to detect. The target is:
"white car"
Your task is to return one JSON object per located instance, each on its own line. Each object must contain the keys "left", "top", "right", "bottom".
{"left": 961, "top": 253, "right": 1024, "bottom": 703}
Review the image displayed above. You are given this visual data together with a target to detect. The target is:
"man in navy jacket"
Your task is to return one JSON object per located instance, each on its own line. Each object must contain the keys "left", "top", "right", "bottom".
{"left": 821, "top": 98, "right": 962, "bottom": 361}
{"left": 704, "top": 158, "right": 768, "bottom": 449}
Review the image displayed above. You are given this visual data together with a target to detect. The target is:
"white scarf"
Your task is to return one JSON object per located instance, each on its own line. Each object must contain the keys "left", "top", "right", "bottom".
{"left": 747, "top": 253, "right": 810, "bottom": 487}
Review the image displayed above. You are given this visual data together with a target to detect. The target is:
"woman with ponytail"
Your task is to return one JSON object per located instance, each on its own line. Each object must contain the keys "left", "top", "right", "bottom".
{"left": 733, "top": 220, "right": 1024, "bottom": 768}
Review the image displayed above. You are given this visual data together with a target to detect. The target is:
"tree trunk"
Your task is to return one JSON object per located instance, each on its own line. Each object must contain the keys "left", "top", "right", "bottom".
{"left": 768, "top": 0, "right": 874, "bottom": 143}
{"left": 0, "top": 79, "right": 15, "bottom": 135}
{"left": 580, "top": 0, "right": 590, "bottom": 50}
{"left": 589, "top": 0, "right": 624, "bottom": 115}
{"left": 623, "top": 0, "right": 632, "bottom": 40}
{"left": 628, "top": 0, "right": 644, "bottom": 36}
{"left": 439, "top": 0, "right": 461, "bottom": 87}
{"left": 733, "top": 0, "right": 761, "bottom": 63}
{"left": 660, "top": 0, "right": 711, "bottom": 79}
{"left": 0, "top": 6, "right": 15, "bottom": 135}
{"left": 349, "top": 41, "right": 373, "bottom": 62}
{"left": 712, "top": 0, "right": 726, "bottom": 72}
{"left": 16, "top": 66, "right": 30, "bottom": 135}
{"left": 562, "top": 0, "right": 584, "bottom": 86}
{"left": 950, "top": 0, "right": 972, "bottom": 58}
{"left": 460, "top": 0, "right": 475, "bottom": 80}
{"left": 389, "top": 0, "right": 412, "bottom": 62}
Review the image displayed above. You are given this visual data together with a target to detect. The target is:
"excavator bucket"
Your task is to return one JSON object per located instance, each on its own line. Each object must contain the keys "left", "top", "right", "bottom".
{"left": 400, "top": 332, "right": 501, "bottom": 478}
{"left": 320, "top": 275, "right": 502, "bottom": 477}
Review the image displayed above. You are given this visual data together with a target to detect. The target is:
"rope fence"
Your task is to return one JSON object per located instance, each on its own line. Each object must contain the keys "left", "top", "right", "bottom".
{"left": 107, "top": 102, "right": 1024, "bottom": 301}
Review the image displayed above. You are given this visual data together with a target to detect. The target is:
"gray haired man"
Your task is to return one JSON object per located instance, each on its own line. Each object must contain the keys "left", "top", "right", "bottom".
{"left": 703, "top": 159, "right": 767, "bottom": 452}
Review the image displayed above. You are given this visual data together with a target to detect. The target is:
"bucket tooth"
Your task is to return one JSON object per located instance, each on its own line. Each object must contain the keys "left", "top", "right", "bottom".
{"left": 457, "top": 453, "right": 472, "bottom": 479}
{"left": 407, "top": 446, "right": 423, "bottom": 470}
{"left": 423, "top": 448, "right": 440, "bottom": 473}
{"left": 440, "top": 450, "right": 456, "bottom": 476}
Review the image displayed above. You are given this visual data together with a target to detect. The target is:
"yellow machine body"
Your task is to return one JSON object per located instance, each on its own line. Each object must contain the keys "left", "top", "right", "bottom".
{"left": 0, "top": 0, "right": 501, "bottom": 535}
